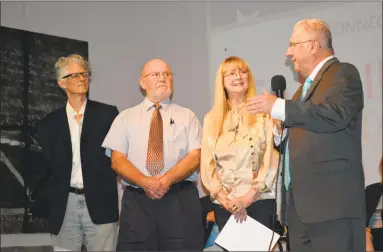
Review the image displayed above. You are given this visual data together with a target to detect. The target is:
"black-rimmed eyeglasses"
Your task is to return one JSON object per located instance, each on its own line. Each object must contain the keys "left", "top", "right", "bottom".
{"left": 61, "top": 72, "right": 91, "bottom": 80}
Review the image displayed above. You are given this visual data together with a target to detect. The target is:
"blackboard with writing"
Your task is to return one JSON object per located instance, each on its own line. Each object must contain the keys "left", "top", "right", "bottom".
{"left": 0, "top": 26, "right": 88, "bottom": 233}
{"left": 27, "top": 31, "right": 88, "bottom": 128}
{"left": 0, "top": 27, "right": 25, "bottom": 127}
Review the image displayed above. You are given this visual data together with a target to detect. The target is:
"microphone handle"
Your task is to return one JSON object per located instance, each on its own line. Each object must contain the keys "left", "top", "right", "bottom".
{"left": 276, "top": 90, "right": 284, "bottom": 99}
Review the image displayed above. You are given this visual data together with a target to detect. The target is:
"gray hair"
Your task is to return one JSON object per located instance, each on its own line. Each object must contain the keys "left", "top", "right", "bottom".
{"left": 54, "top": 54, "right": 91, "bottom": 80}
{"left": 295, "top": 19, "right": 333, "bottom": 50}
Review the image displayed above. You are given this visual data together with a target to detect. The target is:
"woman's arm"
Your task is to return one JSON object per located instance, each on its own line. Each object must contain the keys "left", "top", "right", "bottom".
{"left": 366, "top": 227, "right": 375, "bottom": 251}
{"left": 200, "top": 115, "right": 229, "bottom": 207}
{"left": 252, "top": 115, "right": 280, "bottom": 192}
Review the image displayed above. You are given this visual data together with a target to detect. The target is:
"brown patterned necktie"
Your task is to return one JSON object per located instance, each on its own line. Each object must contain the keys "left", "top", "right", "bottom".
{"left": 146, "top": 103, "right": 164, "bottom": 176}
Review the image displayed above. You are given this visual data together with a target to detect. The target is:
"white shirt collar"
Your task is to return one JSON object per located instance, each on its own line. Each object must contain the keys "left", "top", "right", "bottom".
{"left": 66, "top": 98, "right": 87, "bottom": 116}
{"left": 307, "top": 55, "right": 335, "bottom": 82}
{"left": 143, "top": 97, "right": 171, "bottom": 112}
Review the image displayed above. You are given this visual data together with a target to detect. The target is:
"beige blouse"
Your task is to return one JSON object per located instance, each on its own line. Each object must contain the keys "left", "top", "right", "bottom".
{"left": 201, "top": 104, "right": 279, "bottom": 202}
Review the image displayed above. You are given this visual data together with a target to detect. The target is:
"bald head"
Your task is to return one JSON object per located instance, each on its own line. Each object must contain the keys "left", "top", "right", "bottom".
{"left": 141, "top": 58, "right": 172, "bottom": 77}
{"left": 294, "top": 19, "right": 333, "bottom": 51}
{"left": 139, "top": 58, "right": 173, "bottom": 103}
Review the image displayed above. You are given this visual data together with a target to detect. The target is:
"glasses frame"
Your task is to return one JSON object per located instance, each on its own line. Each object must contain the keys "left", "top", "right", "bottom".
{"left": 223, "top": 69, "right": 249, "bottom": 79}
{"left": 142, "top": 72, "right": 173, "bottom": 79}
{"left": 288, "top": 40, "right": 319, "bottom": 48}
{"left": 61, "top": 72, "right": 91, "bottom": 80}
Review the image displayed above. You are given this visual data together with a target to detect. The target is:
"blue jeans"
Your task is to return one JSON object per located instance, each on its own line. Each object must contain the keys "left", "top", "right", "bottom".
{"left": 52, "top": 193, "right": 117, "bottom": 251}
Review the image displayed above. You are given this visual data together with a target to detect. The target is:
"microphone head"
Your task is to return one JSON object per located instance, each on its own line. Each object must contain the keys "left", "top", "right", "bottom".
{"left": 271, "top": 75, "right": 286, "bottom": 91}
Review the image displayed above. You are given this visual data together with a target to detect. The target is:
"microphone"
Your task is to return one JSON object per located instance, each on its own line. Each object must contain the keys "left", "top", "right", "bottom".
{"left": 170, "top": 118, "right": 174, "bottom": 126}
{"left": 271, "top": 75, "right": 286, "bottom": 98}
{"left": 268, "top": 75, "right": 287, "bottom": 252}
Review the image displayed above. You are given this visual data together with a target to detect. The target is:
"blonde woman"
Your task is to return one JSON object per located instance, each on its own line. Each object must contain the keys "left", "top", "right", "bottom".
{"left": 201, "top": 56, "right": 279, "bottom": 232}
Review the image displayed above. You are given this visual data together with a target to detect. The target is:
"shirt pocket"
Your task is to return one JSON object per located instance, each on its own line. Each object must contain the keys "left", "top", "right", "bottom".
{"left": 169, "top": 125, "right": 188, "bottom": 155}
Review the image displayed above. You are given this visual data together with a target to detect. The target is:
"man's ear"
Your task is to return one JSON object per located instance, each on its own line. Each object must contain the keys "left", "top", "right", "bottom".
{"left": 139, "top": 78, "right": 146, "bottom": 90}
{"left": 310, "top": 40, "right": 321, "bottom": 54}
{"left": 57, "top": 79, "right": 66, "bottom": 89}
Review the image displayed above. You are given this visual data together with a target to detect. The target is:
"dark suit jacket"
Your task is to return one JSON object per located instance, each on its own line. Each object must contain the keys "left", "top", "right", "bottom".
{"left": 282, "top": 57, "right": 366, "bottom": 224}
{"left": 37, "top": 99, "right": 119, "bottom": 235}
{"left": 365, "top": 182, "right": 382, "bottom": 226}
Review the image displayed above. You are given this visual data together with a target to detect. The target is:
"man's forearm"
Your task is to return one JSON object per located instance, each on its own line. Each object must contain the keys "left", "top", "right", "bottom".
{"left": 165, "top": 149, "right": 201, "bottom": 185}
{"left": 111, "top": 157, "right": 146, "bottom": 187}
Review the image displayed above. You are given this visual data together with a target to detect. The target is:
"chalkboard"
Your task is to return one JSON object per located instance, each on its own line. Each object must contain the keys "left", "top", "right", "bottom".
{"left": 0, "top": 26, "right": 88, "bottom": 233}
{"left": 27, "top": 31, "right": 88, "bottom": 128}
{"left": 0, "top": 27, "right": 25, "bottom": 127}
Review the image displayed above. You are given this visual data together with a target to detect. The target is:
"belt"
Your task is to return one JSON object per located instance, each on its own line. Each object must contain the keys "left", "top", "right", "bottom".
{"left": 126, "top": 180, "right": 194, "bottom": 194}
{"left": 69, "top": 187, "right": 85, "bottom": 195}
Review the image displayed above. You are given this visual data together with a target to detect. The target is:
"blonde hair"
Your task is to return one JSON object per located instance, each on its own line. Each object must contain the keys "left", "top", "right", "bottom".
{"left": 295, "top": 19, "right": 333, "bottom": 50}
{"left": 54, "top": 54, "right": 91, "bottom": 80}
{"left": 207, "top": 56, "right": 258, "bottom": 138}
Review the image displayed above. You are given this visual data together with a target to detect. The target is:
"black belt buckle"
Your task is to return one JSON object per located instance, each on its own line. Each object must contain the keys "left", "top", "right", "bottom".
{"left": 70, "top": 187, "right": 85, "bottom": 195}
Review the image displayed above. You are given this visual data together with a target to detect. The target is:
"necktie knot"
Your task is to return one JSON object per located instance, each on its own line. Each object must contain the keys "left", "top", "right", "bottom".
{"left": 301, "top": 78, "right": 313, "bottom": 101}
{"left": 154, "top": 103, "right": 161, "bottom": 110}
{"left": 74, "top": 113, "right": 83, "bottom": 125}
{"left": 305, "top": 78, "right": 313, "bottom": 85}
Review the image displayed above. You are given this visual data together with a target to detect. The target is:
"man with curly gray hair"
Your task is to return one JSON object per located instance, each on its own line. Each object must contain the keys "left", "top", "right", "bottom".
{"left": 37, "top": 54, "right": 120, "bottom": 251}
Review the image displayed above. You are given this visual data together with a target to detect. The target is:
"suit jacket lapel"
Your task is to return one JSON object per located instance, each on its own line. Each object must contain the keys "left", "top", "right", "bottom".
{"left": 80, "top": 99, "right": 93, "bottom": 147}
{"left": 293, "top": 85, "right": 303, "bottom": 101}
{"left": 58, "top": 107, "right": 72, "bottom": 159}
{"left": 303, "top": 57, "right": 339, "bottom": 102}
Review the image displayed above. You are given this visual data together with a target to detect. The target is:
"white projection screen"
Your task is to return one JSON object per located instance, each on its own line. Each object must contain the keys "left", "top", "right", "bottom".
{"left": 209, "top": 2, "right": 382, "bottom": 187}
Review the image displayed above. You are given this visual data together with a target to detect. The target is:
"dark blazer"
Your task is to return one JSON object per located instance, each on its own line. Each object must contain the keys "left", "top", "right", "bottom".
{"left": 37, "top": 99, "right": 119, "bottom": 235}
{"left": 365, "top": 182, "right": 383, "bottom": 250}
{"left": 365, "top": 182, "right": 382, "bottom": 226}
{"left": 282, "top": 57, "right": 366, "bottom": 224}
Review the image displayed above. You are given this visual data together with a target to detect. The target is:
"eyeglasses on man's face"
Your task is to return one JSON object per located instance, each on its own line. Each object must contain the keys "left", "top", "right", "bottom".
{"left": 288, "top": 40, "right": 314, "bottom": 48}
{"left": 62, "top": 72, "right": 91, "bottom": 80}
{"left": 142, "top": 72, "right": 172, "bottom": 79}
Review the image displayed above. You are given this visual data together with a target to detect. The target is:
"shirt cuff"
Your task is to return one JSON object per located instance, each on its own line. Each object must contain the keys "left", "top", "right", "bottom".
{"left": 271, "top": 98, "right": 286, "bottom": 121}
{"left": 273, "top": 126, "right": 287, "bottom": 145}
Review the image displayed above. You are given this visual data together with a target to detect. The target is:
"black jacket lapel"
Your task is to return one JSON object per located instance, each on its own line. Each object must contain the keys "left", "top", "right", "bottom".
{"left": 58, "top": 107, "right": 72, "bottom": 160}
{"left": 80, "top": 99, "right": 94, "bottom": 148}
{"left": 303, "top": 57, "right": 339, "bottom": 102}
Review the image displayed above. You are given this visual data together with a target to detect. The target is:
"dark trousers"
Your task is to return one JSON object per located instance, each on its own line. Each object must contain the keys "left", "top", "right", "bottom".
{"left": 116, "top": 181, "right": 204, "bottom": 251}
{"left": 213, "top": 199, "right": 276, "bottom": 232}
{"left": 287, "top": 187, "right": 365, "bottom": 252}
{"left": 371, "top": 228, "right": 383, "bottom": 251}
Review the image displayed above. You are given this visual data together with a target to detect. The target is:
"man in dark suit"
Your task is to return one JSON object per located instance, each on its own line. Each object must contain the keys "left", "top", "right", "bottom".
{"left": 246, "top": 19, "right": 365, "bottom": 252}
{"left": 38, "top": 54, "right": 119, "bottom": 251}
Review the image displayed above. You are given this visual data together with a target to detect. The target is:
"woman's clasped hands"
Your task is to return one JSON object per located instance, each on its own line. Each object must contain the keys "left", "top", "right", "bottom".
{"left": 216, "top": 188, "right": 260, "bottom": 223}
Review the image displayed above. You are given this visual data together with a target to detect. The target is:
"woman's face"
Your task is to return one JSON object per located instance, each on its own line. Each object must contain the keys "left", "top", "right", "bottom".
{"left": 223, "top": 64, "right": 249, "bottom": 98}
